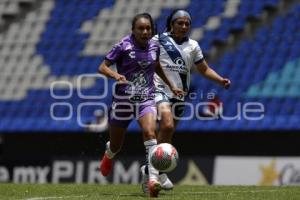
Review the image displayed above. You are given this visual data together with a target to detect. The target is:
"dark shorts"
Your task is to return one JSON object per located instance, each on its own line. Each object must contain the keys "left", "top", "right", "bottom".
{"left": 108, "top": 99, "right": 157, "bottom": 128}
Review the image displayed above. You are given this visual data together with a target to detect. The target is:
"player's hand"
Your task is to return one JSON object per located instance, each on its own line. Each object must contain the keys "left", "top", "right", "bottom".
{"left": 171, "top": 87, "right": 185, "bottom": 98}
{"left": 115, "top": 74, "right": 127, "bottom": 83}
{"left": 221, "top": 78, "right": 231, "bottom": 89}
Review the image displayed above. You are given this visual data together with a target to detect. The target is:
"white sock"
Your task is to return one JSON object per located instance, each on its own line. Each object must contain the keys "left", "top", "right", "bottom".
{"left": 144, "top": 139, "right": 159, "bottom": 181}
{"left": 105, "top": 141, "right": 117, "bottom": 159}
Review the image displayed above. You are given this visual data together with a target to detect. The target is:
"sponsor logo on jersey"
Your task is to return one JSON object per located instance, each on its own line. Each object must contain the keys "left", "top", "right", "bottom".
{"left": 174, "top": 57, "right": 185, "bottom": 66}
{"left": 129, "top": 51, "right": 135, "bottom": 59}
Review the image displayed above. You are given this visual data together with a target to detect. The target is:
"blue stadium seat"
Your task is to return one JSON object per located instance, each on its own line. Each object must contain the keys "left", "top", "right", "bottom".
{"left": 0, "top": 0, "right": 299, "bottom": 132}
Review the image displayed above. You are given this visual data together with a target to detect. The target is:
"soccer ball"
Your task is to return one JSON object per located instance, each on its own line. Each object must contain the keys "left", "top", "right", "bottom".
{"left": 149, "top": 143, "right": 179, "bottom": 173}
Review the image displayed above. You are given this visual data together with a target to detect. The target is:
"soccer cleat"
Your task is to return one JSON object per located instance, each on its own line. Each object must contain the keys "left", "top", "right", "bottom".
{"left": 148, "top": 179, "right": 162, "bottom": 198}
{"left": 140, "top": 165, "right": 149, "bottom": 193}
{"left": 141, "top": 165, "right": 173, "bottom": 192}
{"left": 159, "top": 173, "right": 174, "bottom": 190}
{"left": 99, "top": 153, "right": 112, "bottom": 176}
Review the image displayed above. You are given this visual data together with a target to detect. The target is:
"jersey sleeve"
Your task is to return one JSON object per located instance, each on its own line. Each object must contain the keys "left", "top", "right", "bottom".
{"left": 193, "top": 43, "right": 204, "bottom": 64}
{"left": 105, "top": 42, "right": 123, "bottom": 64}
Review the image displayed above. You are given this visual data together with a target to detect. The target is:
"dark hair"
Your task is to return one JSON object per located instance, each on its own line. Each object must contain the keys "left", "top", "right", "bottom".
{"left": 166, "top": 9, "right": 191, "bottom": 32}
{"left": 131, "top": 13, "right": 156, "bottom": 36}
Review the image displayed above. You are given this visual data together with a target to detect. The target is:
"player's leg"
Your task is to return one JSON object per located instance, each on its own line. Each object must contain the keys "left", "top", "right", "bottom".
{"left": 157, "top": 102, "right": 175, "bottom": 143}
{"left": 100, "top": 102, "right": 132, "bottom": 176}
{"left": 155, "top": 102, "right": 175, "bottom": 190}
{"left": 158, "top": 98, "right": 185, "bottom": 143}
{"left": 156, "top": 98, "right": 185, "bottom": 190}
{"left": 154, "top": 92, "right": 175, "bottom": 143}
{"left": 99, "top": 126, "right": 126, "bottom": 176}
{"left": 137, "top": 102, "right": 161, "bottom": 197}
{"left": 141, "top": 93, "right": 174, "bottom": 190}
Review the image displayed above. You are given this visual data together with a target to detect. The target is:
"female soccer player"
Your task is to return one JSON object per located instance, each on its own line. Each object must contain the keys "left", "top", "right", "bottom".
{"left": 98, "top": 13, "right": 183, "bottom": 197}
{"left": 141, "top": 9, "right": 231, "bottom": 191}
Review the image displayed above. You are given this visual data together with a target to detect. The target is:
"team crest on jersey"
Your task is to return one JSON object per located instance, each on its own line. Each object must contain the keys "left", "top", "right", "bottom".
{"left": 124, "top": 42, "right": 133, "bottom": 50}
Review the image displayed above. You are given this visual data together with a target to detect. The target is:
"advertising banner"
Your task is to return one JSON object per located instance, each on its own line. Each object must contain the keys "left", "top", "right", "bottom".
{"left": 0, "top": 156, "right": 214, "bottom": 184}
{"left": 213, "top": 156, "right": 300, "bottom": 185}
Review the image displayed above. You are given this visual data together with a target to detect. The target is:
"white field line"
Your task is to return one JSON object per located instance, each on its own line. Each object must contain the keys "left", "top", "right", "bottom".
{"left": 24, "top": 195, "right": 87, "bottom": 200}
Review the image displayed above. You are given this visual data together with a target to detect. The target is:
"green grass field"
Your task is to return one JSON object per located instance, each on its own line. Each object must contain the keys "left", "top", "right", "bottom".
{"left": 0, "top": 184, "right": 300, "bottom": 200}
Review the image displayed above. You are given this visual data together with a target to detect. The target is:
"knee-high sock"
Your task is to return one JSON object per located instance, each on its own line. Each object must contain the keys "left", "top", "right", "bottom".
{"left": 144, "top": 139, "right": 159, "bottom": 180}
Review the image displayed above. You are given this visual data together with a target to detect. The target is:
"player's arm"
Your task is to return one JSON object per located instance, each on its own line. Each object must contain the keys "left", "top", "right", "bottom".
{"left": 196, "top": 60, "right": 231, "bottom": 89}
{"left": 155, "top": 62, "right": 184, "bottom": 96}
{"left": 98, "top": 59, "right": 127, "bottom": 83}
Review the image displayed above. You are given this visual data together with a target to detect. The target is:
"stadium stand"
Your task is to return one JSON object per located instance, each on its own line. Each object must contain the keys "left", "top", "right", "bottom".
{"left": 0, "top": 0, "right": 36, "bottom": 30}
{"left": 0, "top": 0, "right": 299, "bottom": 132}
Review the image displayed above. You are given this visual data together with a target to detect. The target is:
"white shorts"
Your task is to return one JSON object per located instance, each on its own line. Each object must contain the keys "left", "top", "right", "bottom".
{"left": 154, "top": 91, "right": 185, "bottom": 118}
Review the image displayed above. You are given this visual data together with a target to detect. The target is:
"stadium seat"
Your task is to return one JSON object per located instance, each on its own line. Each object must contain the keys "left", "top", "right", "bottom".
{"left": 0, "top": 0, "right": 299, "bottom": 132}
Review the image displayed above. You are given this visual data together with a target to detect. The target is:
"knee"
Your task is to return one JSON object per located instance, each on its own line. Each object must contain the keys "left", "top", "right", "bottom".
{"left": 160, "top": 121, "right": 174, "bottom": 134}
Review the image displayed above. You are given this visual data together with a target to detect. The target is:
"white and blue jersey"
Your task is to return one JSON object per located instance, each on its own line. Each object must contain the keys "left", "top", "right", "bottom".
{"left": 153, "top": 32, "right": 204, "bottom": 101}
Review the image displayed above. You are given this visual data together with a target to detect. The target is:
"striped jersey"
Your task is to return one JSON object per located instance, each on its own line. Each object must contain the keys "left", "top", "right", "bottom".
{"left": 153, "top": 32, "right": 204, "bottom": 100}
